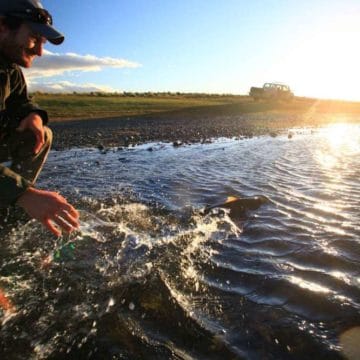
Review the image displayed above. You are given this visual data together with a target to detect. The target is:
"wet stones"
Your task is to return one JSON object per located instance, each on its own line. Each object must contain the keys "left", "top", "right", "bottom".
{"left": 172, "top": 140, "right": 183, "bottom": 147}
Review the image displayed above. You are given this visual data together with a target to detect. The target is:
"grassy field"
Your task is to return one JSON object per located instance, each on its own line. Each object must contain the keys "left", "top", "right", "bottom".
{"left": 32, "top": 93, "right": 245, "bottom": 120}
{"left": 31, "top": 92, "right": 360, "bottom": 122}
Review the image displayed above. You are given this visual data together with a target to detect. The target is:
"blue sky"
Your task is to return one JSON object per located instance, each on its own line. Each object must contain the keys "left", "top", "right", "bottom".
{"left": 26, "top": 0, "right": 360, "bottom": 100}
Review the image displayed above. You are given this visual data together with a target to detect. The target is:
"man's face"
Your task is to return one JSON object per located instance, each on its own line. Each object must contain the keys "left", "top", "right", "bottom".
{"left": 0, "top": 21, "right": 46, "bottom": 68}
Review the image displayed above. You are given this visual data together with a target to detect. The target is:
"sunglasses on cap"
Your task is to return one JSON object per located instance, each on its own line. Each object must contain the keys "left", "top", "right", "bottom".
{"left": 7, "top": 7, "right": 52, "bottom": 26}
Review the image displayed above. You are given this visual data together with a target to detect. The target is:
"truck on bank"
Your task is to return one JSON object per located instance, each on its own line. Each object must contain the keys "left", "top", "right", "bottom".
{"left": 249, "top": 83, "right": 294, "bottom": 101}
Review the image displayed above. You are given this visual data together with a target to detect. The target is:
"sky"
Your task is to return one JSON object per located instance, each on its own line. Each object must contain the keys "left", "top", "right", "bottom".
{"left": 24, "top": 0, "right": 360, "bottom": 101}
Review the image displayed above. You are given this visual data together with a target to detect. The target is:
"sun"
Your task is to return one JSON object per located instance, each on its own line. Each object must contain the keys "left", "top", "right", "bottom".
{"left": 272, "top": 12, "right": 360, "bottom": 101}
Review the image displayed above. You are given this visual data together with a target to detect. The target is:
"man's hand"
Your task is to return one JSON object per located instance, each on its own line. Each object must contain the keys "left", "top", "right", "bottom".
{"left": 17, "top": 187, "right": 80, "bottom": 237}
{"left": 16, "top": 113, "right": 45, "bottom": 154}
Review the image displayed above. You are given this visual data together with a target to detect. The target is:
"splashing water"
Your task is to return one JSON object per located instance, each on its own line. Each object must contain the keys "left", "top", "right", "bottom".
{"left": 1, "top": 123, "right": 359, "bottom": 359}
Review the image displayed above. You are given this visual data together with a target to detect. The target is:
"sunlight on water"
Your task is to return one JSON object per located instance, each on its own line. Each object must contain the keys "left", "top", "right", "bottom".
{"left": 329, "top": 271, "right": 352, "bottom": 286}
{"left": 323, "top": 123, "right": 359, "bottom": 151}
{"left": 1, "top": 123, "right": 359, "bottom": 359}
{"left": 288, "top": 276, "right": 331, "bottom": 294}
{"left": 315, "top": 123, "right": 360, "bottom": 170}
{"left": 312, "top": 202, "right": 339, "bottom": 214}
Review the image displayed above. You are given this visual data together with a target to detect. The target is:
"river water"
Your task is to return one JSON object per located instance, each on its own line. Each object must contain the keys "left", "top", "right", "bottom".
{"left": 0, "top": 123, "right": 359, "bottom": 359}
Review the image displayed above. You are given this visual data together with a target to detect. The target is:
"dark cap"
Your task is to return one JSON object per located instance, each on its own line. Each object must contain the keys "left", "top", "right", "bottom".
{"left": 0, "top": 0, "right": 64, "bottom": 45}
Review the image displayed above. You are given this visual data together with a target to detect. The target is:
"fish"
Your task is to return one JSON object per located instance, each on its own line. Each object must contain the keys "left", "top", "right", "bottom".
{"left": 204, "top": 195, "right": 269, "bottom": 218}
{"left": 340, "top": 327, "right": 360, "bottom": 360}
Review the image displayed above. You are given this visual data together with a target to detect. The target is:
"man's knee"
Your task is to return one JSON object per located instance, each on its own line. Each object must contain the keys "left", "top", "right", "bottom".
{"left": 23, "top": 126, "right": 52, "bottom": 150}
{"left": 9, "top": 126, "right": 53, "bottom": 158}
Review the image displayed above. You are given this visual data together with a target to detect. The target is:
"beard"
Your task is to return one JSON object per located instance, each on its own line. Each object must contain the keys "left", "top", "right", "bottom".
{"left": 0, "top": 31, "right": 36, "bottom": 68}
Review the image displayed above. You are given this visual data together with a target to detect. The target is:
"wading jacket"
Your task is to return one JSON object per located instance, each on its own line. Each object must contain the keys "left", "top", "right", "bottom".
{"left": 0, "top": 52, "right": 48, "bottom": 206}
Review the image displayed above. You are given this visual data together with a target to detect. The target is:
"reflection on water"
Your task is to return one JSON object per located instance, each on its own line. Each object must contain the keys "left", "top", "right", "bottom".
{"left": 322, "top": 123, "right": 359, "bottom": 153}
{"left": 0, "top": 123, "right": 359, "bottom": 359}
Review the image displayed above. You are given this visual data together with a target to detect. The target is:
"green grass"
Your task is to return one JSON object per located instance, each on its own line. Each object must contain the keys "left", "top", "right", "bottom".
{"left": 32, "top": 93, "right": 246, "bottom": 120}
{"left": 31, "top": 92, "right": 360, "bottom": 122}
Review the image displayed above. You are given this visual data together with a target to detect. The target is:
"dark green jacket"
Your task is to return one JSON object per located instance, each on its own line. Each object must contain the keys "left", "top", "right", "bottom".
{"left": 0, "top": 52, "right": 48, "bottom": 206}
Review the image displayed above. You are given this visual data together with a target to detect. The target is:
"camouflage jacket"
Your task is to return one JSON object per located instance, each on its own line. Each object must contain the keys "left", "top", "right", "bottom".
{"left": 0, "top": 52, "right": 48, "bottom": 206}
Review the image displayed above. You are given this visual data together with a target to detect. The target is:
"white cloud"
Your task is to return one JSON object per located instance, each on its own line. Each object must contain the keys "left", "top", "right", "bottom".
{"left": 24, "top": 50, "right": 141, "bottom": 79}
{"left": 28, "top": 80, "right": 121, "bottom": 93}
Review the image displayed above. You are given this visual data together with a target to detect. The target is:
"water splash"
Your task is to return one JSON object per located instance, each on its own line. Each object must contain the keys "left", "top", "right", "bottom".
{"left": 1, "top": 124, "right": 359, "bottom": 358}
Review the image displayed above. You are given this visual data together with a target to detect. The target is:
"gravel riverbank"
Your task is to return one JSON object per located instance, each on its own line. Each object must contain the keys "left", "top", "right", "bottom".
{"left": 49, "top": 103, "right": 360, "bottom": 150}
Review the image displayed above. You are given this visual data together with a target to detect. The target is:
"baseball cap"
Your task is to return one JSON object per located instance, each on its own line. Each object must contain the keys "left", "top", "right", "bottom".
{"left": 0, "top": 0, "right": 64, "bottom": 45}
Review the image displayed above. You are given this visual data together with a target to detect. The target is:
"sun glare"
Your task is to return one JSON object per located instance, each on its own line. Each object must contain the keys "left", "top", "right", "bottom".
{"left": 277, "top": 12, "right": 360, "bottom": 101}
{"left": 323, "top": 123, "right": 359, "bottom": 151}
{"left": 314, "top": 123, "right": 359, "bottom": 172}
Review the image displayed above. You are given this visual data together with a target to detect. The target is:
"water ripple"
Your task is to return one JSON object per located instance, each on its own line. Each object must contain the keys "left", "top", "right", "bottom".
{"left": 1, "top": 123, "right": 359, "bottom": 359}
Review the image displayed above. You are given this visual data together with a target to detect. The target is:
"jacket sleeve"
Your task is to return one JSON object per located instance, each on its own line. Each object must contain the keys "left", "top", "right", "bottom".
{"left": 0, "top": 163, "right": 31, "bottom": 206}
{"left": 4, "top": 66, "right": 48, "bottom": 129}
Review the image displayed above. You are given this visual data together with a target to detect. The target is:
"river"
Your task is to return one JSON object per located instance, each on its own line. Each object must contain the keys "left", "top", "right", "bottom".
{"left": 0, "top": 123, "right": 359, "bottom": 359}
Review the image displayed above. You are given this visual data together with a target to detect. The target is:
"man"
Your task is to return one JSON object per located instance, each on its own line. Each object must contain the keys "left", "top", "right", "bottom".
{"left": 0, "top": 0, "right": 79, "bottom": 237}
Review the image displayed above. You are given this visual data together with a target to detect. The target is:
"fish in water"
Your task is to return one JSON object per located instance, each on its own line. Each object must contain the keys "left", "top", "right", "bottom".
{"left": 204, "top": 195, "right": 269, "bottom": 218}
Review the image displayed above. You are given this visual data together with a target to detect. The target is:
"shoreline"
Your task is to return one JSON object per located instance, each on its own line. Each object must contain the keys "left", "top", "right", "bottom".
{"left": 48, "top": 101, "right": 360, "bottom": 150}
